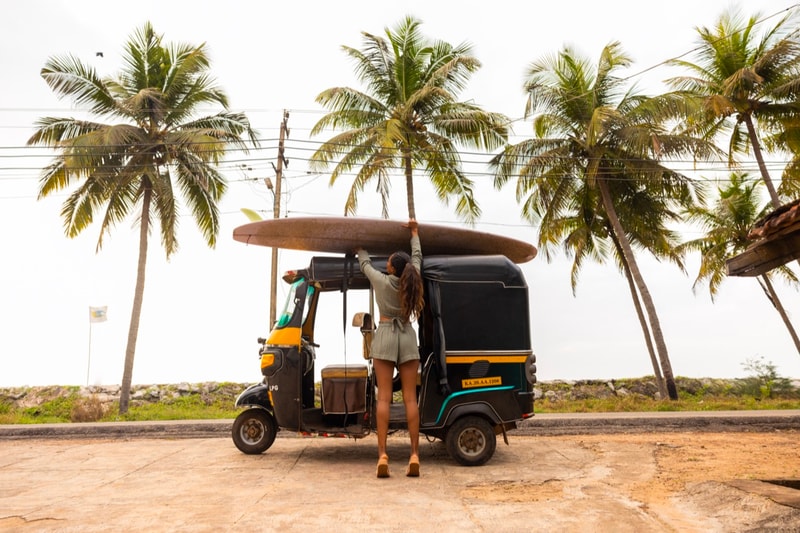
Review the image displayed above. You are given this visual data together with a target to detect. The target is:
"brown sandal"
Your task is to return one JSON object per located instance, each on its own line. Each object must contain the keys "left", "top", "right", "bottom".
{"left": 377, "top": 455, "right": 390, "bottom": 478}
{"left": 406, "top": 454, "right": 420, "bottom": 477}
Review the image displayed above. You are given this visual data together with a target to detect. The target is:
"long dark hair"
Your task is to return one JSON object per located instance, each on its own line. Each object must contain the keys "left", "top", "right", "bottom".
{"left": 389, "top": 251, "right": 424, "bottom": 322}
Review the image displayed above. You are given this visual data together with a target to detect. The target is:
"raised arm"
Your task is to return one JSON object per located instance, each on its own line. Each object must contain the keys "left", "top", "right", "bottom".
{"left": 406, "top": 218, "right": 419, "bottom": 238}
{"left": 406, "top": 219, "right": 422, "bottom": 271}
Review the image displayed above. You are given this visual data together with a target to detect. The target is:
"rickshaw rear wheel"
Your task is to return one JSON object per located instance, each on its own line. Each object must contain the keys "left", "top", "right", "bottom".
{"left": 445, "top": 416, "right": 496, "bottom": 466}
{"left": 232, "top": 408, "right": 277, "bottom": 455}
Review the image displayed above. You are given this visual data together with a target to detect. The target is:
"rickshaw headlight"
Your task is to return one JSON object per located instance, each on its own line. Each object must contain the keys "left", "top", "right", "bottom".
{"left": 261, "top": 350, "right": 283, "bottom": 377}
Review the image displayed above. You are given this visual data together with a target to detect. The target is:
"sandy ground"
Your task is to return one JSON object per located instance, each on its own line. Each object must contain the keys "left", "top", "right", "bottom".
{"left": 525, "top": 431, "right": 800, "bottom": 531}
{"left": 1, "top": 431, "right": 799, "bottom": 532}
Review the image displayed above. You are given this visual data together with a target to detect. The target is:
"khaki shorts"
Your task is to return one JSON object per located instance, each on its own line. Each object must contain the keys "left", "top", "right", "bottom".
{"left": 370, "top": 321, "right": 419, "bottom": 365}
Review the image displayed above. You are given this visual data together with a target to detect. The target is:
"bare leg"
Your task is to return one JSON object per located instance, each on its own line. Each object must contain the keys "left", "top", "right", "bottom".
{"left": 372, "top": 358, "right": 394, "bottom": 475}
{"left": 398, "top": 359, "right": 420, "bottom": 475}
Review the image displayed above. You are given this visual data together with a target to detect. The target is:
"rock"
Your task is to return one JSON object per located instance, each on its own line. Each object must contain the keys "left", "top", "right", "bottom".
{"left": 131, "top": 389, "right": 147, "bottom": 400}
{"left": 0, "top": 377, "right": 795, "bottom": 412}
{"left": 544, "top": 390, "right": 559, "bottom": 401}
{"left": 176, "top": 383, "right": 194, "bottom": 393}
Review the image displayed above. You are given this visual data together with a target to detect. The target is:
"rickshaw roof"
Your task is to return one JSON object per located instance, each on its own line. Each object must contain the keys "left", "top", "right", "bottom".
{"left": 297, "top": 254, "right": 526, "bottom": 291}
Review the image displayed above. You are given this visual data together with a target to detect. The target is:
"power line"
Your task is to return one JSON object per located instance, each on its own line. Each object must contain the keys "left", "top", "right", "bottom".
{"left": 1, "top": 6, "right": 799, "bottom": 203}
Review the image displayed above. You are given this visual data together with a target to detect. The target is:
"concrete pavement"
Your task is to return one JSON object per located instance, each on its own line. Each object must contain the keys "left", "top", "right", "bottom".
{"left": 1, "top": 410, "right": 799, "bottom": 440}
{"left": 2, "top": 411, "right": 799, "bottom": 532}
{"left": 2, "top": 428, "right": 800, "bottom": 531}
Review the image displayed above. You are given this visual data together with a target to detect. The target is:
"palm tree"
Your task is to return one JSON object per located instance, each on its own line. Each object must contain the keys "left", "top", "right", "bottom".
{"left": 667, "top": 7, "right": 800, "bottom": 208}
{"left": 603, "top": 183, "right": 693, "bottom": 400}
{"left": 27, "top": 23, "right": 257, "bottom": 413}
{"left": 680, "top": 173, "right": 800, "bottom": 353}
{"left": 310, "top": 15, "right": 509, "bottom": 222}
{"left": 492, "top": 42, "right": 718, "bottom": 399}
{"left": 530, "top": 174, "right": 689, "bottom": 398}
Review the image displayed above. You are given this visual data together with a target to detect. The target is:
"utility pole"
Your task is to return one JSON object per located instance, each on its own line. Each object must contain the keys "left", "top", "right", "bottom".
{"left": 268, "top": 110, "right": 289, "bottom": 326}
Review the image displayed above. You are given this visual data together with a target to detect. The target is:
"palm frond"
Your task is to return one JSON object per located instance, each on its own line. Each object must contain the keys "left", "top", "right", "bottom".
{"left": 31, "top": 21, "right": 255, "bottom": 256}
{"left": 40, "top": 55, "right": 118, "bottom": 116}
{"left": 311, "top": 16, "right": 496, "bottom": 222}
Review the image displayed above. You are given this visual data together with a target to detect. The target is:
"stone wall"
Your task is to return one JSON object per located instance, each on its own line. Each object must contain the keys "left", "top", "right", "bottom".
{"left": 3, "top": 377, "right": 796, "bottom": 410}
{"left": 0, "top": 382, "right": 244, "bottom": 410}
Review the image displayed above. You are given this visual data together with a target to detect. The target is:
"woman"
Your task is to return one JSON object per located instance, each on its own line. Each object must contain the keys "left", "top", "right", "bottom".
{"left": 356, "top": 219, "right": 424, "bottom": 478}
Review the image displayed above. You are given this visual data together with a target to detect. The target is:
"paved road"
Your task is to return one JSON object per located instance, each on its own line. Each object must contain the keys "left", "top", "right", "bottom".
{"left": 1, "top": 409, "right": 799, "bottom": 440}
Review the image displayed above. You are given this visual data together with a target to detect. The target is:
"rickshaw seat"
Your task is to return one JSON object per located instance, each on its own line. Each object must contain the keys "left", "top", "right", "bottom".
{"left": 321, "top": 364, "right": 369, "bottom": 414}
{"left": 352, "top": 312, "right": 375, "bottom": 360}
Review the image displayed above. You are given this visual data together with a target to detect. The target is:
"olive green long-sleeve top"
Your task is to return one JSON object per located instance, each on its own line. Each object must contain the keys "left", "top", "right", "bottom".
{"left": 357, "top": 235, "right": 422, "bottom": 321}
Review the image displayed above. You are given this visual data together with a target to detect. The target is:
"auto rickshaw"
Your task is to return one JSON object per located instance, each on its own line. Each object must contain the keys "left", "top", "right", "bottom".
{"left": 231, "top": 253, "right": 537, "bottom": 465}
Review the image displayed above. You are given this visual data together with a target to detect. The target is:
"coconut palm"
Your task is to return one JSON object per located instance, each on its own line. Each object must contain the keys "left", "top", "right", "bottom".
{"left": 679, "top": 173, "right": 800, "bottom": 353}
{"left": 492, "top": 42, "right": 718, "bottom": 399}
{"left": 667, "top": 7, "right": 800, "bottom": 207}
{"left": 27, "top": 22, "right": 258, "bottom": 413}
{"left": 310, "top": 15, "right": 509, "bottom": 222}
{"left": 530, "top": 160, "right": 691, "bottom": 398}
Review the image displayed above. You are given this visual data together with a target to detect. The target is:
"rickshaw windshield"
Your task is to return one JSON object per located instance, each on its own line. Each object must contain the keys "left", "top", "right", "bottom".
{"left": 275, "top": 278, "right": 315, "bottom": 329}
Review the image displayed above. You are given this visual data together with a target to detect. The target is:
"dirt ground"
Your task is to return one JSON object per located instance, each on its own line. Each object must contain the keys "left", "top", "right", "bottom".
{"left": 601, "top": 432, "right": 798, "bottom": 500}
{"left": 522, "top": 431, "right": 800, "bottom": 531}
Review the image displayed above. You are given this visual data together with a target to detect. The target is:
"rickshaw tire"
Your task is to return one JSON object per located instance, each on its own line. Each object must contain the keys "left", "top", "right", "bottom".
{"left": 232, "top": 408, "right": 277, "bottom": 455}
{"left": 445, "top": 415, "right": 496, "bottom": 467}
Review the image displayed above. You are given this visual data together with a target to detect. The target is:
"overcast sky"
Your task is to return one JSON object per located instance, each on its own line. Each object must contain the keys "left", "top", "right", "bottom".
{"left": 2, "top": 0, "right": 799, "bottom": 388}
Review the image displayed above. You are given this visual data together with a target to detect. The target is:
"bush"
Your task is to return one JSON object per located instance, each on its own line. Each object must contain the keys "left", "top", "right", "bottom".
{"left": 737, "top": 357, "right": 796, "bottom": 399}
{"left": 71, "top": 395, "right": 105, "bottom": 422}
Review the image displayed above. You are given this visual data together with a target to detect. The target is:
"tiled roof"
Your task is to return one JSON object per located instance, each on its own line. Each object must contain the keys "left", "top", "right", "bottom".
{"left": 748, "top": 198, "right": 800, "bottom": 241}
{"left": 727, "top": 198, "right": 800, "bottom": 277}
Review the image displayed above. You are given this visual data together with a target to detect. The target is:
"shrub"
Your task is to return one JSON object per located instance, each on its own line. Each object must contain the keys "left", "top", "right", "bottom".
{"left": 737, "top": 357, "right": 796, "bottom": 399}
{"left": 71, "top": 395, "right": 106, "bottom": 422}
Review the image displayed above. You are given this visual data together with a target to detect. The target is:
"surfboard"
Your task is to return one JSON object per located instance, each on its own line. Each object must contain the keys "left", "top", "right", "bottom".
{"left": 233, "top": 216, "right": 538, "bottom": 264}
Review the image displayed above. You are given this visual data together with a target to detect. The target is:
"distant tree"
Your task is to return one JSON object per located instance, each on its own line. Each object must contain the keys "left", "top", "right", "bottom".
{"left": 668, "top": 7, "right": 800, "bottom": 207}
{"left": 493, "top": 42, "right": 718, "bottom": 399}
{"left": 679, "top": 173, "right": 800, "bottom": 354}
{"left": 525, "top": 171, "right": 684, "bottom": 398}
{"left": 310, "top": 15, "right": 509, "bottom": 222}
{"left": 28, "top": 23, "right": 257, "bottom": 413}
{"left": 738, "top": 356, "right": 796, "bottom": 398}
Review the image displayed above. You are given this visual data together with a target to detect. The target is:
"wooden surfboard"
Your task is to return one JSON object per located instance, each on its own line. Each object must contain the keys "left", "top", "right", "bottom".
{"left": 233, "top": 216, "right": 537, "bottom": 264}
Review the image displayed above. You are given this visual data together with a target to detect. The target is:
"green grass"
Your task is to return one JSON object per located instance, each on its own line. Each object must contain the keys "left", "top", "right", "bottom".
{"left": 102, "top": 395, "right": 242, "bottom": 422}
{"left": 0, "top": 387, "right": 242, "bottom": 425}
{"left": 535, "top": 395, "right": 800, "bottom": 413}
{"left": 2, "top": 393, "right": 799, "bottom": 425}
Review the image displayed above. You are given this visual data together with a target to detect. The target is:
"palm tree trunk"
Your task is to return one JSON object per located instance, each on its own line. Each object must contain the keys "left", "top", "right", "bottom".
{"left": 597, "top": 179, "right": 679, "bottom": 399}
{"left": 611, "top": 231, "right": 668, "bottom": 398}
{"left": 758, "top": 274, "right": 800, "bottom": 355}
{"left": 119, "top": 186, "right": 152, "bottom": 414}
{"left": 403, "top": 147, "right": 416, "bottom": 219}
{"left": 743, "top": 114, "right": 780, "bottom": 208}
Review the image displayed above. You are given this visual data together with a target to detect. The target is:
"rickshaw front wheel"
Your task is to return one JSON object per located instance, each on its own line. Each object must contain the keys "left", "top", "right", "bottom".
{"left": 232, "top": 408, "right": 277, "bottom": 455}
{"left": 445, "top": 416, "right": 496, "bottom": 466}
